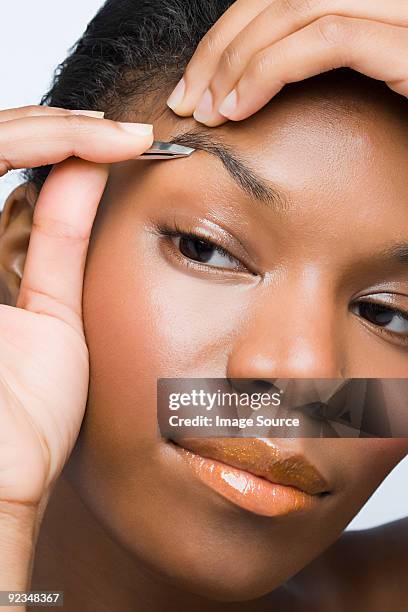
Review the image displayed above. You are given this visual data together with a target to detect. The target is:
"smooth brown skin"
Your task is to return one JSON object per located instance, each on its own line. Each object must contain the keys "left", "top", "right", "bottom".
{"left": 1, "top": 77, "right": 408, "bottom": 611}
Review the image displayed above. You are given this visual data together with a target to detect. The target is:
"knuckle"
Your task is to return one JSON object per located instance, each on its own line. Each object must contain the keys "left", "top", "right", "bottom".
{"left": 18, "top": 285, "right": 78, "bottom": 323}
{"left": 197, "top": 28, "right": 224, "bottom": 58}
{"left": 253, "top": 50, "right": 273, "bottom": 78}
{"left": 283, "top": 0, "right": 318, "bottom": 16}
{"left": 22, "top": 104, "right": 41, "bottom": 116}
{"left": 32, "top": 216, "right": 89, "bottom": 243}
{"left": 62, "top": 112, "right": 93, "bottom": 133}
{"left": 220, "top": 44, "right": 242, "bottom": 72}
{"left": 316, "top": 15, "right": 349, "bottom": 46}
{"left": 0, "top": 151, "right": 13, "bottom": 176}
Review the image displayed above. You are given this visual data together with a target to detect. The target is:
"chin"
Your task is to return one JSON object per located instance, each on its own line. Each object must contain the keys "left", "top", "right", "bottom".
{"left": 138, "top": 534, "right": 293, "bottom": 603}
{"left": 157, "top": 559, "right": 283, "bottom": 603}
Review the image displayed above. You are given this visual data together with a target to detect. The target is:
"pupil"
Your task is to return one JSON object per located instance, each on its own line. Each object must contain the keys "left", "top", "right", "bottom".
{"left": 179, "top": 237, "right": 215, "bottom": 263}
{"left": 359, "top": 302, "right": 394, "bottom": 326}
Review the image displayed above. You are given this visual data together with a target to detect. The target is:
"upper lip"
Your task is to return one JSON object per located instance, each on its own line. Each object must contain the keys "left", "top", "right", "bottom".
{"left": 173, "top": 438, "right": 330, "bottom": 496}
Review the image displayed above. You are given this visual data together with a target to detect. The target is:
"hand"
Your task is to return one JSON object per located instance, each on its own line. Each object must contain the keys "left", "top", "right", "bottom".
{"left": 166, "top": 0, "right": 408, "bottom": 125}
{"left": 0, "top": 105, "right": 154, "bottom": 507}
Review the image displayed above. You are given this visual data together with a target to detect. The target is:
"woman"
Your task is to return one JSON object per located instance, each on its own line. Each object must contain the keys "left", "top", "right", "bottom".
{"left": 0, "top": 1, "right": 407, "bottom": 610}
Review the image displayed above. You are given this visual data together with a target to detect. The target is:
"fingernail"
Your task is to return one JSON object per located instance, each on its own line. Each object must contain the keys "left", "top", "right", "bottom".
{"left": 219, "top": 90, "right": 238, "bottom": 118}
{"left": 193, "top": 88, "right": 214, "bottom": 123}
{"left": 118, "top": 122, "right": 153, "bottom": 136}
{"left": 167, "top": 78, "right": 186, "bottom": 111}
{"left": 70, "top": 109, "right": 105, "bottom": 118}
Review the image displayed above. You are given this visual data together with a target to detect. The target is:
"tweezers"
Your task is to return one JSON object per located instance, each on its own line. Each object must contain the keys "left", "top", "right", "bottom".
{"left": 138, "top": 141, "right": 195, "bottom": 160}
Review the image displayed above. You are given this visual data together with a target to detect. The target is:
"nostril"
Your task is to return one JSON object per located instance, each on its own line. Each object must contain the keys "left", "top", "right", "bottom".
{"left": 228, "top": 378, "right": 280, "bottom": 395}
{"left": 252, "top": 379, "right": 274, "bottom": 392}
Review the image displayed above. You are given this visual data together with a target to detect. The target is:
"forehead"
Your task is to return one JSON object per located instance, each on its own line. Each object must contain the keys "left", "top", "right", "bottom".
{"left": 146, "top": 76, "right": 407, "bottom": 221}
{"left": 151, "top": 75, "right": 407, "bottom": 185}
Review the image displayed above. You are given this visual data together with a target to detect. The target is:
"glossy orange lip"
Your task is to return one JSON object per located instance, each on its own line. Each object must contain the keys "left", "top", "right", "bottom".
{"left": 171, "top": 438, "right": 330, "bottom": 517}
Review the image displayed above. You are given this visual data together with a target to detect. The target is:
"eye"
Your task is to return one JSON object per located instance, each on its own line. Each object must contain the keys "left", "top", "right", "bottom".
{"left": 351, "top": 301, "right": 408, "bottom": 335}
{"left": 171, "top": 234, "right": 243, "bottom": 270}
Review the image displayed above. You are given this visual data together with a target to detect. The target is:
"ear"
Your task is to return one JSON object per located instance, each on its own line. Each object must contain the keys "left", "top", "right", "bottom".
{"left": 0, "top": 182, "right": 36, "bottom": 306}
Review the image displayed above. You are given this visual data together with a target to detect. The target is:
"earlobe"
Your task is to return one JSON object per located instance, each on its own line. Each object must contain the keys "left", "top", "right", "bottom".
{"left": 0, "top": 182, "right": 36, "bottom": 306}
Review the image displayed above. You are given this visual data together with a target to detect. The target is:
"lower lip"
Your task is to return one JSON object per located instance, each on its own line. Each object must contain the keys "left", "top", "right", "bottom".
{"left": 174, "top": 446, "right": 317, "bottom": 517}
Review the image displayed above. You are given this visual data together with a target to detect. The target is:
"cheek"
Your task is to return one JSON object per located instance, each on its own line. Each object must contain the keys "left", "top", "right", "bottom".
{"left": 332, "top": 439, "right": 408, "bottom": 496}
{"left": 86, "top": 222, "right": 254, "bottom": 370}
{"left": 81, "top": 223, "right": 251, "bottom": 439}
{"left": 360, "top": 439, "right": 408, "bottom": 462}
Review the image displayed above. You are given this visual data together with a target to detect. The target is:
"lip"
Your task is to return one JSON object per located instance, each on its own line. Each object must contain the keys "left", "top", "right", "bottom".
{"left": 171, "top": 438, "right": 330, "bottom": 518}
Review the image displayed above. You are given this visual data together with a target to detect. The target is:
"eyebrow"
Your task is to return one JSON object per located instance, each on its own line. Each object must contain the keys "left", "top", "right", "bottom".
{"left": 382, "top": 243, "right": 408, "bottom": 265}
{"left": 169, "top": 129, "right": 288, "bottom": 210}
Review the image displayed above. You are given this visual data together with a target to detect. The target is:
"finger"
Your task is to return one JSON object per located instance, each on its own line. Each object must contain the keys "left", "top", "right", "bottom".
{"left": 0, "top": 115, "right": 154, "bottom": 176}
{"left": 166, "top": 0, "right": 273, "bottom": 116}
{"left": 216, "top": 18, "right": 408, "bottom": 122}
{"left": 16, "top": 158, "right": 108, "bottom": 331}
{"left": 0, "top": 105, "right": 104, "bottom": 124}
{"left": 197, "top": 0, "right": 408, "bottom": 125}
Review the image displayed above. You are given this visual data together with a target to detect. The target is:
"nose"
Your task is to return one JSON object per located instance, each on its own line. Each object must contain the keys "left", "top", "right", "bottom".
{"left": 227, "top": 274, "right": 346, "bottom": 381}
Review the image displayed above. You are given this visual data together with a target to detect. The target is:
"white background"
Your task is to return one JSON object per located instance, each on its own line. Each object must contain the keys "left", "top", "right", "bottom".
{"left": 1, "top": 0, "right": 407, "bottom": 531}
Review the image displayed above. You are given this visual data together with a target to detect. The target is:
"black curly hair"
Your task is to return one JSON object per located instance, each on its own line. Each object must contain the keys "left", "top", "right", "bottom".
{"left": 25, "top": 0, "right": 234, "bottom": 191}
{"left": 25, "top": 0, "right": 406, "bottom": 194}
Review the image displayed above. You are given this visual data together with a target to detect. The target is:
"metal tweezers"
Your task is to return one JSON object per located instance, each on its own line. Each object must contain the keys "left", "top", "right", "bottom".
{"left": 138, "top": 141, "right": 195, "bottom": 160}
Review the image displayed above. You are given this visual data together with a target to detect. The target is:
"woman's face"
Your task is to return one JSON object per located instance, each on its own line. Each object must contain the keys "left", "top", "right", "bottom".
{"left": 66, "top": 78, "right": 408, "bottom": 600}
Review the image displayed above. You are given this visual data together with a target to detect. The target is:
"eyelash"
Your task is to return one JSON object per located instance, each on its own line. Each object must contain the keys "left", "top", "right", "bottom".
{"left": 154, "top": 223, "right": 408, "bottom": 346}
{"left": 351, "top": 299, "right": 408, "bottom": 346}
{"left": 156, "top": 221, "right": 249, "bottom": 273}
